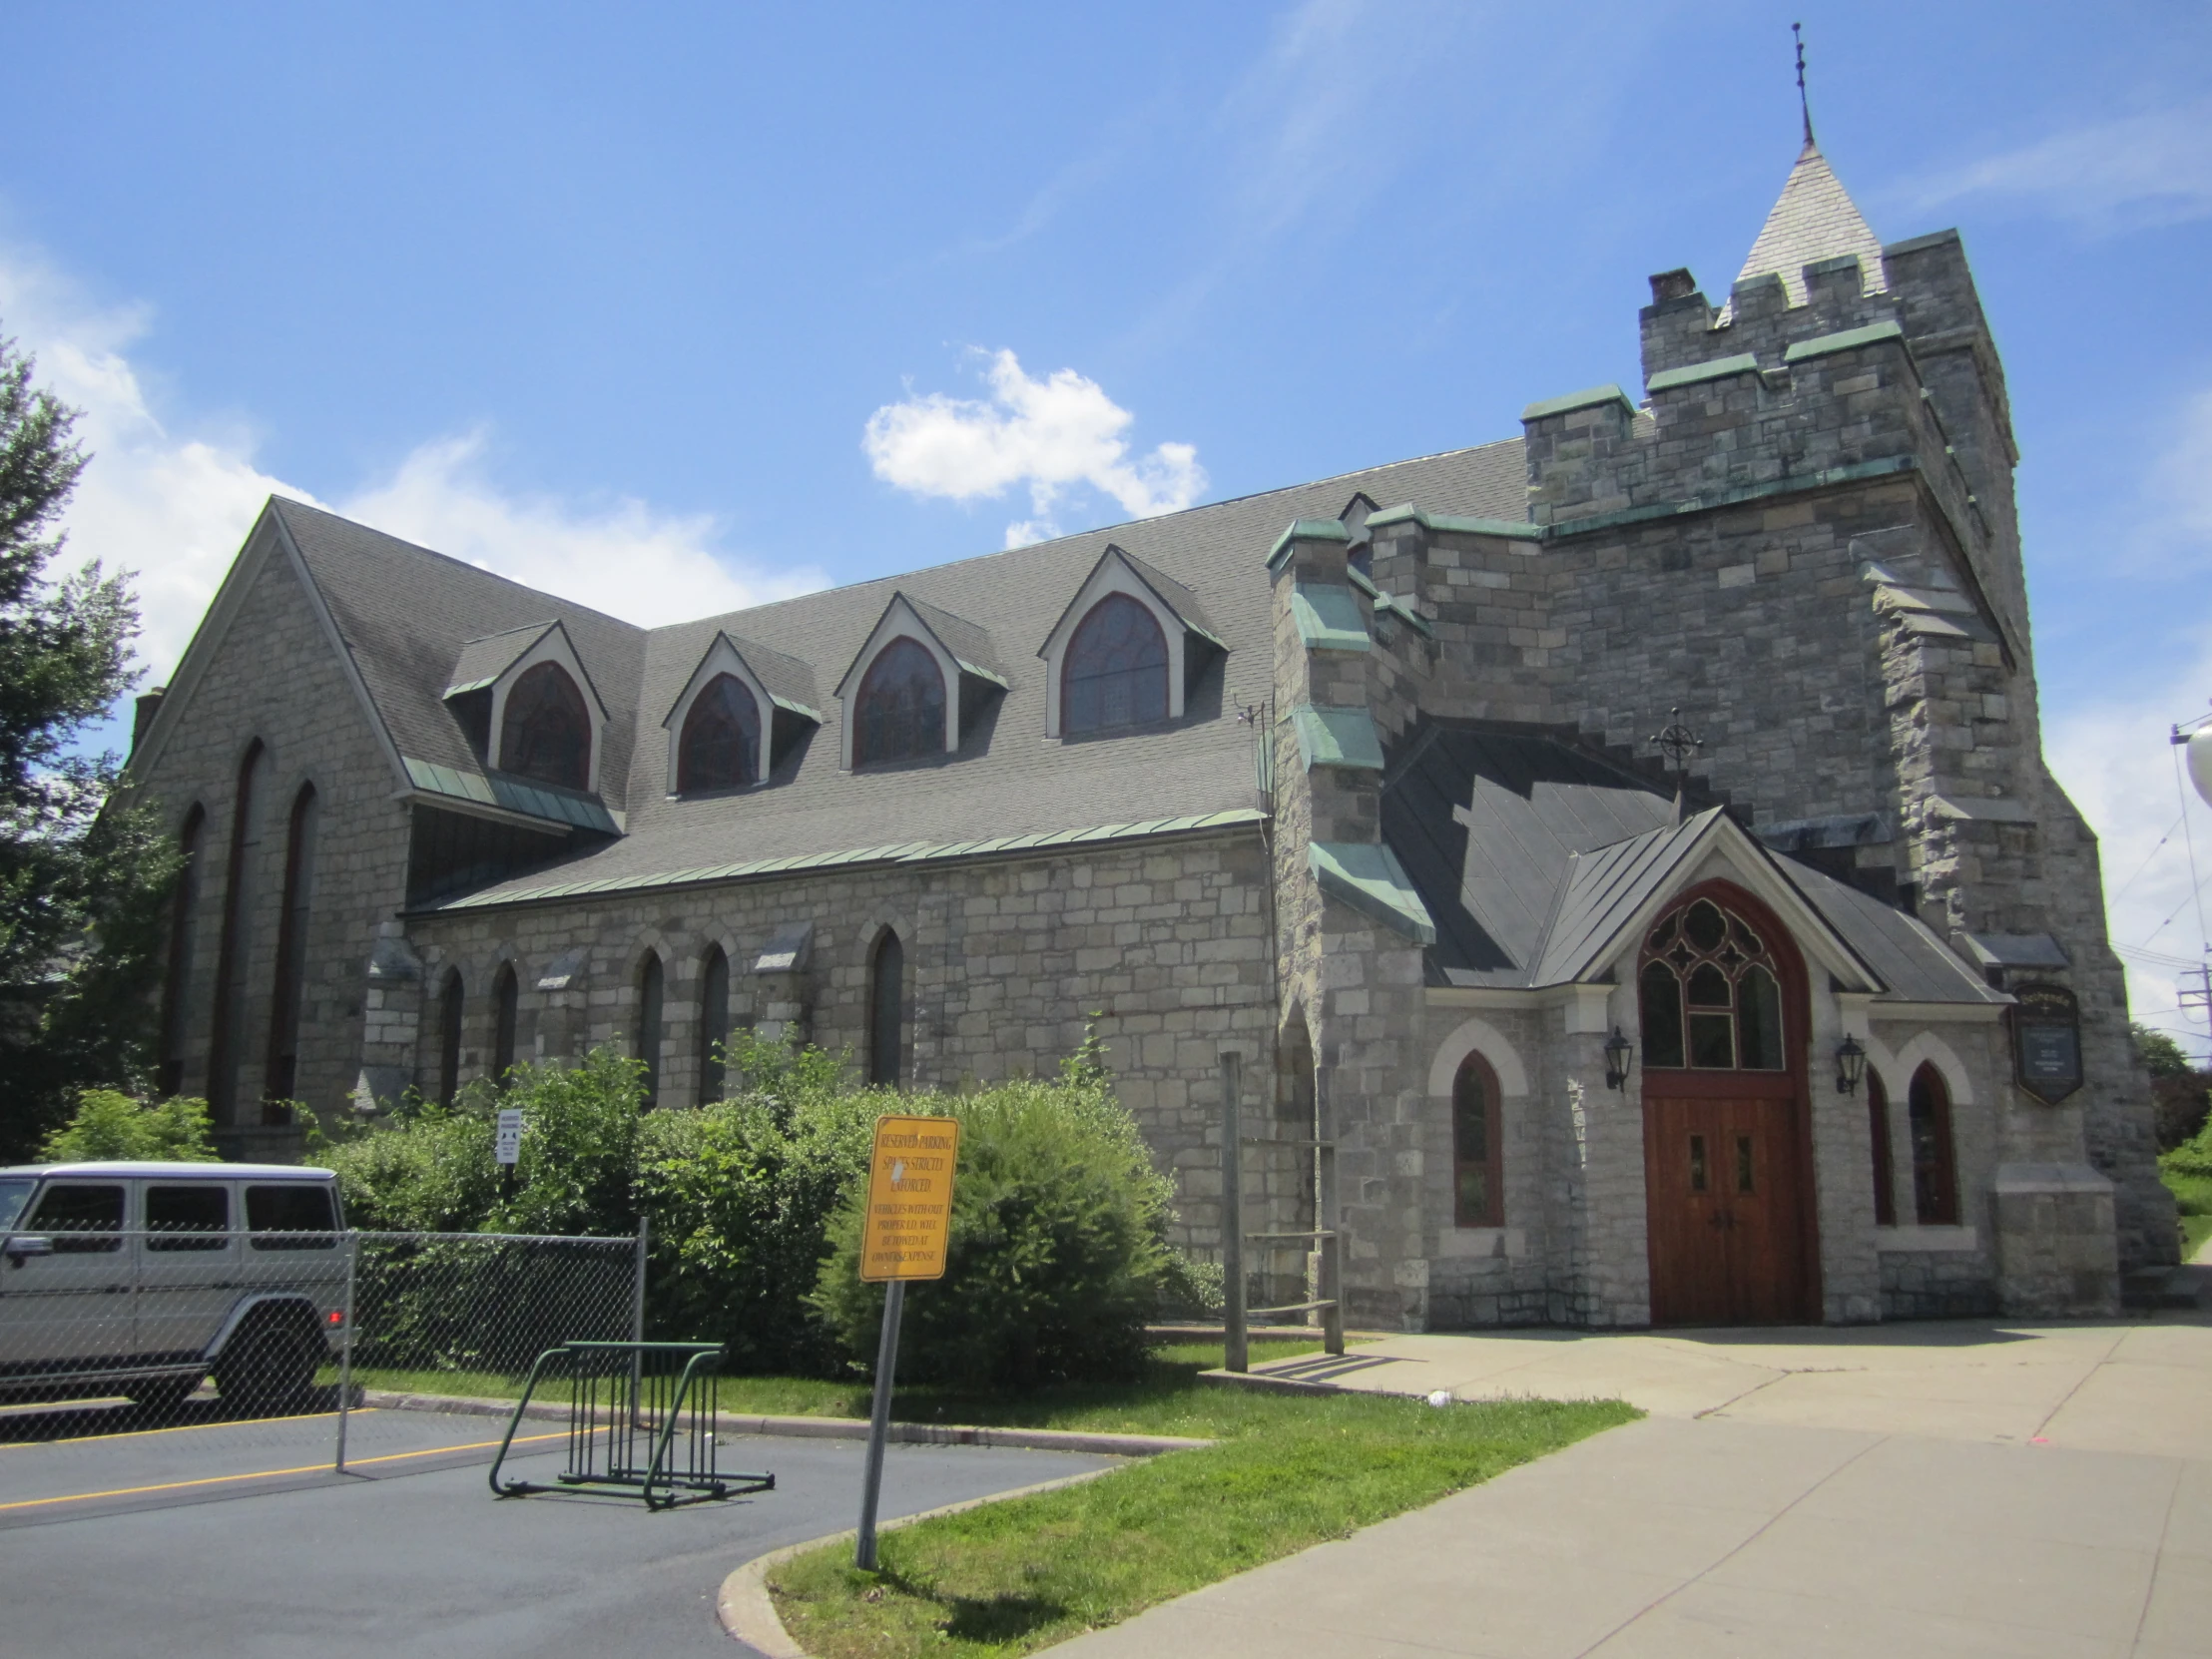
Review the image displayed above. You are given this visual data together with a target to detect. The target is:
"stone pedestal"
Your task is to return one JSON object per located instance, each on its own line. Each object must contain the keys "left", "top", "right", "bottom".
{"left": 1992, "top": 1163, "right": 2120, "bottom": 1317}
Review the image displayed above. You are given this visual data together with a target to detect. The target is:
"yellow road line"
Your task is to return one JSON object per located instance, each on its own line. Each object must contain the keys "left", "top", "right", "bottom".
{"left": 0, "top": 1430, "right": 564, "bottom": 1512}
{"left": 0, "top": 1405, "right": 364, "bottom": 1449}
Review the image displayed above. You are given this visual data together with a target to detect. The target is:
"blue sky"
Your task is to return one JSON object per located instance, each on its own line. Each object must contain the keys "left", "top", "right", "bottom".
{"left": 5, "top": 1, "right": 2209, "bottom": 1051}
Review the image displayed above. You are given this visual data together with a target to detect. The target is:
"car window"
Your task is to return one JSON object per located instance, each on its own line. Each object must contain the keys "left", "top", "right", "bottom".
{"left": 0, "top": 1178, "right": 33, "bottom": 1232}
{"left": 26, "top": 1184, "right": 126, "bottom": 1253}
{"left": 246, "top": 1184, "right": 337, "bottom": 1250}
{"left": 147, "top": 1184, "right": 231, "bottom": 1252}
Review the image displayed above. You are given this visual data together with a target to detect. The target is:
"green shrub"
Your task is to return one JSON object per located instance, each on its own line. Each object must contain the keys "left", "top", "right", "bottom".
{"left": 38, "top": 1089, "right": 220, "bottom": 1162}
{"left": 811, "top": 1075, "right": 1178, "bottom": 1390}
{"left": 637, "top": 1033, "right": 882, "bottom": 1373}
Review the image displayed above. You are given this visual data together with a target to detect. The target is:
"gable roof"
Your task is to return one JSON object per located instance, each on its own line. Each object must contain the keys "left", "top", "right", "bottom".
{"left": 1723, "top": 140, "right": 1887, "bottom": 317}
{"left": 270, "top": 499, "right": 649, "bottom": 818}
{"left": 444, "top": 623, "right": 556, "bottom": 697}
{"left": 1383, "top": 722, "right": 1997, "bottom": 1004}
{"left": 1037, "top": 543, "right": 1226, "bottom": 659}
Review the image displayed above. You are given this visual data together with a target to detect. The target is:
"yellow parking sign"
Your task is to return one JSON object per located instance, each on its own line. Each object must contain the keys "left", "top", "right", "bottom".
{"left": 859, "top": 1115, "right": 959, "bottom": 1282}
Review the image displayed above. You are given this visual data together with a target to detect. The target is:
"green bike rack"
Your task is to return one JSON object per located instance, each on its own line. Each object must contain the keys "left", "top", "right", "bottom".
{"left": 488, "top": 1340, "right": 772, "bottom": 1509}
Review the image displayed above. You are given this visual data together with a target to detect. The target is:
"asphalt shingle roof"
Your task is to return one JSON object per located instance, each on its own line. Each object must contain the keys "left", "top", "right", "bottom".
{"left": 276, "top": 440, "right": 1527, "bottom": 904}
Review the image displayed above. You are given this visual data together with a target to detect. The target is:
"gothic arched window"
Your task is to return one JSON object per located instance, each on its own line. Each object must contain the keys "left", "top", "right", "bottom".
{"left": 678, "top": 674, "right": 760, "bottom": 793}
{"left": 265, "top": 783, "right": 320, "bottom": 1114}
{"left": 1451, "top": 1051, "right": 1503, "bottom": 1228}
{"left": 1908, "top": 1063, "right": 1959, "bottom": 1225}
{"left": 637, "top": 953, "right": 665, "bottom": 1108}
{"left": 853, "top": 639, "right": 945, "bottom": 767}
{"left": 500, "top": 662, "right": 591, "bottom": 790}
{"left": 157, "top": 806, "right": 207, "bottom": 1099}
{"left": 1638, "top": 897, "right": 1788, "bottom": 1072}
{"left": 698, "top": 945, "right": 731, "bottom": 1103}
{"left": 868, "top": 929, "right": 904, "bottom": 1086}
{"left": 1868, "top": 1069, "right": 1898, "bottom": 1227}
{"left": 1063, "top": 594, "right": 1168, "bottom": 735}
{"left": 208, "top": 740, "right": 269, "bottom": 1117}
{"left": 436, "top": 970, "right": 464, "bottom": 1105}
{"left": 492, "top": 962, "right": 519, "bottom": 1082}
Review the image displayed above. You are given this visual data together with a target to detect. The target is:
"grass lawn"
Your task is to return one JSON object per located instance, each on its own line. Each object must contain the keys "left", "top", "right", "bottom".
{"left": 765, "top": 1349, "right": 1636, "bottom": 1659}
{"left": 2166, "top": 1171, "right": 2212, "bottom": 1260}
{"left": 333, "top": 1340, "right": 1337, "bottom": 1423}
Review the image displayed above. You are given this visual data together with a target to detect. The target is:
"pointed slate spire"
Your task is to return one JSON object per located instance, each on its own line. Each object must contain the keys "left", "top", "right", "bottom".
{"left": 1721, "top": 140, "right": 1887, "bottom": 318}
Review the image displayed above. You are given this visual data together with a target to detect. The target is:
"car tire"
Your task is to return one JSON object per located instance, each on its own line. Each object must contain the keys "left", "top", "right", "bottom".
{"left": 214, "top": 1325, "right": 317, "bottom": 1413}
{"left": 124, "top": 1376, "right": 205, "bottom": 1416}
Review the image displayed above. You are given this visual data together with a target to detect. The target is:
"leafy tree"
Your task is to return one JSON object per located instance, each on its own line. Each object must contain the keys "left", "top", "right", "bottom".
{"left": 38, "top": 1089, "right": 220, "bottom": 1162}
{"left": 2134, "top": 1023, "right": 2195, "bottom": 1080}
{"left": 0, "top": 327, "right": 178, "bottom": 1161}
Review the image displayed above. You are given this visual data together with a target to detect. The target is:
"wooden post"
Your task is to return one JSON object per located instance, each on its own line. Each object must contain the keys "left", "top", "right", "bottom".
{"left": 1221, "top": 1051, "right": 1247, "bottom": 1374}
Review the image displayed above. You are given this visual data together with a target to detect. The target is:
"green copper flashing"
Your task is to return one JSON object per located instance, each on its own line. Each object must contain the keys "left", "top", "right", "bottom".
{"left": 422, "top": 808, "right": 1269, "bottom": 911}
{"left": 1647, "top": 352, "right": 1761, "bottom": 394}
{"left": 1783, "top": 320, "right": 1906, "bottom": 364}
{"left": 1265, "top": 517, "right": 1351, "bottom": 570}
{"left": 1308, "top": 840, "right": 1436, "bottom": 944}
{"left": 1292, "top": 704, "right": 1384, "bottom": 773}
{"left": 1521, "top": 383, "right": 1637, "bottom": 423}
{"left": 1542, "top": 454, "right": 1918, "bottom": 540}
{"left": 1291, "top": 584, "right": 1371, "bottom": 653}
{"left": 1364, "top": 504, "right": 1538, "bottom": 542}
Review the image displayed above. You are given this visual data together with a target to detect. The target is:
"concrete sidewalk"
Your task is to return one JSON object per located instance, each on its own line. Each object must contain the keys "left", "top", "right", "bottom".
{"left": 1053, "top": 1303, "right": 2212, "bottom": 1658}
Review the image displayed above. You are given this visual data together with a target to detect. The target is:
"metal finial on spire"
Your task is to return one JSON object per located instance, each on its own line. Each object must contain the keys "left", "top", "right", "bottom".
{"left": 1648, "top": 708, "right": 1705, "bottom": 826}
{"left": 1794, "top": 22, "right": 1815, "bottom": 148}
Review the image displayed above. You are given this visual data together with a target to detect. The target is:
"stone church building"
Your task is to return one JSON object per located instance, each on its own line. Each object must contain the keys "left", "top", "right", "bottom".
{"left": 126, "top": 137, "right": 2176, "bottom": 1329}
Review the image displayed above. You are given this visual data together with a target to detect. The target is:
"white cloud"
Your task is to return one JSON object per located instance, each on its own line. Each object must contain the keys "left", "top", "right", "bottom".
{"left": 1910, "top": 102, "right": 2212, "bottom": 233}
{"left": 862, "top": 348, "right": 1206, "bottom": 548}
{"left": 1, "top": 247, "right": 823, "bottom": 693}
{"left": 2046, "top": 649, "right": 2212, "bottom": 1063}
{"left": 335, "top": 430, "right": 821, "bottom": 629}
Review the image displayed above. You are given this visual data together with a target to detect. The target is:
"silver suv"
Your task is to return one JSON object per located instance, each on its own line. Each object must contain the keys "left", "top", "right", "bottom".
{"left": 0, "top": 1161, "right": 347, "bottom": 1411}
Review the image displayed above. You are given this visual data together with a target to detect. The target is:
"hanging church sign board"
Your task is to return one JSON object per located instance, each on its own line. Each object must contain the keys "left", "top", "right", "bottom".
{"left": 859, "top": 1115, "right": 960, "bottom": 1282}
{"left": 2009, "top": 984, "right": 2083, "bottom": 1105}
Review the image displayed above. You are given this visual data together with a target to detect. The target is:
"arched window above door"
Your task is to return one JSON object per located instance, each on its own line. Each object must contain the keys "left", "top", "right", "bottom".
{"left": 1638, "top": 895, "right": 1788, "bottom": 1072}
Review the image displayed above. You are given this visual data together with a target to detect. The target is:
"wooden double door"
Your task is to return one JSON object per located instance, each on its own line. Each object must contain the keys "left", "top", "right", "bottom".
{"left": 1644, "top": 1092, "right": 1815, "bottom": 1326}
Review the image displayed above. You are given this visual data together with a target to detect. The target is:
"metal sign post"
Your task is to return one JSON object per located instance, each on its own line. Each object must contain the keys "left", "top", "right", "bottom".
{"left": 853, "top": 1113, "right": 959, "bottom": 1572}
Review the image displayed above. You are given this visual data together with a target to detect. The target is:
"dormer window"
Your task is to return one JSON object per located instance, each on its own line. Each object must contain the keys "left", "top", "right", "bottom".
{"left": 500, "top": 662, "right": 590, "bottom": 790}
{"left": 661, "top": 632, "right": 822, "bottom": 797}
{"left": 679, "top": 674, "right": 760, "bottom": 792}
{"left": 832, "top": 593, "right": 1004, "bottom": 771}
{"left": 1037, "top": 544, "right": 1225, "bottom": 740}
{"left": 445, "top": 620, "right": 609, "bottom": 797}
{"left": 855, "top": 638, "right": 946, "bottom": 765}
{"left": 1063, "top": 594, "right": 1167, "bottom": 734}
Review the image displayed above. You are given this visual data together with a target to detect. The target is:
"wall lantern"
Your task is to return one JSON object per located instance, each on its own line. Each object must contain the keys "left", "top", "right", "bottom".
{"left": 1835, "top": 1033, "right": 1867, "bottom": 1096}
{"left": 1603, "top": 1027, "right": 1634, "bottom": 1092}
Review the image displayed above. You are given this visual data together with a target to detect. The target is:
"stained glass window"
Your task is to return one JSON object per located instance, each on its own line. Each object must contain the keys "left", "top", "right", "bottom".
{"left": 1908, "top": 1064, "right": 1958, "bottom": 1225}
{"left": 679, "top": 674, "right": 760, "bottom": 792}
{"left": 1638, "top": 896, "right": 1790, "bottom": 1072}
{"left": 1063, "top": 594, "right": 1168, "bottom": 735}
{"left": 1451, "top": 1052, "right": 1503, "bottom": 1227}
{"left": 854, "top": 638, "right": 946, "bottom": 766}
{"left": 500, "top": 662, "right": 591, "bottom": 790}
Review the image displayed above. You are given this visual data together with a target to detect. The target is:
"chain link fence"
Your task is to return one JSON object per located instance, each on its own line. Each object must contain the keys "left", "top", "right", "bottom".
{"left": 0, "top": 1210, "right": 646, "bottom": 1478}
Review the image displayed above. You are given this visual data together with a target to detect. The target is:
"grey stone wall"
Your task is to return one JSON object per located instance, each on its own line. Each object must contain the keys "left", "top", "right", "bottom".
{"left": 131, "top": 530, "right": 412, "bottom": 1142}
{"left": 398, "top": 828, "right": 1275, "bottom": 1254}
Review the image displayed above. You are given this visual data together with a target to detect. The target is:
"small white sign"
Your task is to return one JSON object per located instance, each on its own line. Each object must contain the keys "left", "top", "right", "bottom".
{"left": 494, "top": 1109, "right": 524, "bottom": 1166}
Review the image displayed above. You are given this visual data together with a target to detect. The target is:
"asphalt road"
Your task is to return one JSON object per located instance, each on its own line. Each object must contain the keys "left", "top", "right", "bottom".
{"left": 0, "top": 1404, "right": 1111, "bottom": 1658}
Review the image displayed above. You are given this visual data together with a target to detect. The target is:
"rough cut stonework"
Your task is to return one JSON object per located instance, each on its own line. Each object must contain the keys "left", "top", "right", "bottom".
{"left": 127, "top": 136, "right": 2171, "bottom": 1332}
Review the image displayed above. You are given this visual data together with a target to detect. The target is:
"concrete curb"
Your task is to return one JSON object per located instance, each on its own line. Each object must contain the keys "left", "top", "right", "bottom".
{"left": 359, "top": 1387, "right": 1210, "bottom": 1457}
{"left": 715, "top": 1465, "right": 1122, "bottom": 1657}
